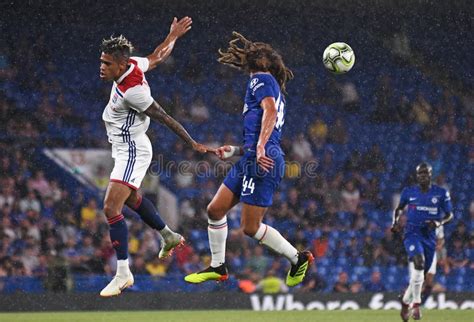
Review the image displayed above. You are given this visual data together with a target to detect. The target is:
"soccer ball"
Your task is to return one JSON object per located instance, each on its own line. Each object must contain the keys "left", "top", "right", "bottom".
{"left": 322, "top": 42, "right": 355, "bottom": 74}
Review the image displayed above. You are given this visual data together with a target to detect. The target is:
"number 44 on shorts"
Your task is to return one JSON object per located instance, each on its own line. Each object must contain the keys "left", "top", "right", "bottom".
{"left": 242, "top": 176, "right": 255, "bottom": 196}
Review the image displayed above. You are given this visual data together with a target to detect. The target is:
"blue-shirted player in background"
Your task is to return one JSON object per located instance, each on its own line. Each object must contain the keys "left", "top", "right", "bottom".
{"left": 392, "top": 162, "right": 454, "bottom": 321}
{"left": 185, "top": 32, "right": 314, "bottom": 286}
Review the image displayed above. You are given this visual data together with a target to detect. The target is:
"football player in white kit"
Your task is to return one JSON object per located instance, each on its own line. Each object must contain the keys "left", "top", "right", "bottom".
{"left": 98, "top": 17, "right": 213, "bottom": 297}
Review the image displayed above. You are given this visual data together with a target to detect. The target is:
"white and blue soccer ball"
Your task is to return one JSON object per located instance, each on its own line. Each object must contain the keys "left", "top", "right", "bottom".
{"left": 322, "top": 42, "right": 355, "bottom": 74}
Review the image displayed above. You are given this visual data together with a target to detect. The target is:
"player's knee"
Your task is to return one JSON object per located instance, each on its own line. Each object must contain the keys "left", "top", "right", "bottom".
{"left": 207, "top": 203, "right": 225, "bottom": 221}
{"left": 414, "top": 262, "right": 424, "bottom": 271}
{"left": 413, "top": 255, "right": 425, "bottom": 270}
{"left": 425, "top": 273, "right": 434, "bottom": 285}
{"left": 242, "top": 224, "right": 259, "bottom": 237}
{"left": 125, "top": 191, "right": 141, "bottom": 208}
{"left": 103, "top": 203, "right": 119, "bottom": 218}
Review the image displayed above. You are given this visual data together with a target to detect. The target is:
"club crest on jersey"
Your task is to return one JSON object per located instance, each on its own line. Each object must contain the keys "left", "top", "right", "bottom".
{"left": 250, "top": 78, "right": 259, "bottom": 88}
{"left": 112, "top": 93, "right": 118, "bottom": 104}
{"left": 432, "top": 197, "right": 438, "bottom": 204}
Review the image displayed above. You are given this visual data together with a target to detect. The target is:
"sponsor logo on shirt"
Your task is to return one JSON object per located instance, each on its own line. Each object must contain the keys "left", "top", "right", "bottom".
{"left": 416, "top": 206, "right": 438, "bottom": 214}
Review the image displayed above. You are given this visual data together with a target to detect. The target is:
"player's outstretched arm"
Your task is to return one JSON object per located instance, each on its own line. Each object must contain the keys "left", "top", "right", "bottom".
{"left": 144, "top": 100, "right": 213, "bottom": 153}
{"left": 146, "top": 16, "right": 192, "bottom": 71}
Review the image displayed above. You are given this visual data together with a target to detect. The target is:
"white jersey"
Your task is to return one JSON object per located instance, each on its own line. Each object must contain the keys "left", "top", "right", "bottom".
{"left": 102, "top": 56, "right": 153, "bottom": 144}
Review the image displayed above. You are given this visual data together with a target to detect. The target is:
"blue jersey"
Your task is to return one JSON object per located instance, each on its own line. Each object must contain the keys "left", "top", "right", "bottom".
{"left": 400, "top": 184, "right": 453, "bottom": 239}
{"left": 242, "top": 73, "right": 285, "bottom": 153}
{"left": 222, "top": 73, "right": 287, "bottom": 207}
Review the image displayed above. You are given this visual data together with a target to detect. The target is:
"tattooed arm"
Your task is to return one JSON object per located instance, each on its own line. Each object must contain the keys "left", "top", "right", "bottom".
{"left": 144, "top": 100, "right": 211, "bottom": 153}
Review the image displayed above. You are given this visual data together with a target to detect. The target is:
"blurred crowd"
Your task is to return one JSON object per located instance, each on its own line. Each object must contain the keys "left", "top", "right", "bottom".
{"left": 1, "top": 131, "right": 473, "bottom": 293}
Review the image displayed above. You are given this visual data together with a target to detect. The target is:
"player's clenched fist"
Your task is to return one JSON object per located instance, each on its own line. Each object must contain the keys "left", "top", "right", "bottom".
{"left": 425, "top": 220, "right": 441, "bottom": 230}
{"left": 215, "top": 145, "right": 242, "bottom": 160}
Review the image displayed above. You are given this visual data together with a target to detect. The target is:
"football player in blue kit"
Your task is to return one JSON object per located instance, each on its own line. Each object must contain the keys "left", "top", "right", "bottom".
{"left": 391, "top": 162, "right": 454, "bottom": 321}
{"left": 185, "top": 32, "right": 314, "bottom": 286}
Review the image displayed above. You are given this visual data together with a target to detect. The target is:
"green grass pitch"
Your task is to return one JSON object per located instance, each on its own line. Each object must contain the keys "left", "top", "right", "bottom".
{"left": 0, "top": 310, "right": 472, "bottom": 322}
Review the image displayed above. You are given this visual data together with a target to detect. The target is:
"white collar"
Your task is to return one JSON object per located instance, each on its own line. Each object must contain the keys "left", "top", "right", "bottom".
{"left": 116, "top": 62, "right": 135, "bottom": 84}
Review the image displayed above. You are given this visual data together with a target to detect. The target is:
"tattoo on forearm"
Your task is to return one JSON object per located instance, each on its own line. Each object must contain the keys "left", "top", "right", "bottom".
{"left": 145, "top": 101, "right": 195, "bottom": 146}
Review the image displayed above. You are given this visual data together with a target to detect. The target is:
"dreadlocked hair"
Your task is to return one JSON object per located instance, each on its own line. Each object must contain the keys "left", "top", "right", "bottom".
{"left": 100, "top": 35, "right": 134, "bottom": 62}
{"left": 218, "top": 31, "right": 294, "bottom": 94}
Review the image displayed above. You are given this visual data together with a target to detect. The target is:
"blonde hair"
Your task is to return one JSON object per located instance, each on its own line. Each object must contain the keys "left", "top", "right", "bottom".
{"left": 100, "top": 35, "right": 134, "bottom": 61}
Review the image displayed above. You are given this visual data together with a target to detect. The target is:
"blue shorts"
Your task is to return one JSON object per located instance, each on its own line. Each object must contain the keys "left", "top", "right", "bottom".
{"left": 403, "top": 233, "right": 436, "bottom": 273}
{"left": 223, "top": 150, "right": 285, "bottom": 207}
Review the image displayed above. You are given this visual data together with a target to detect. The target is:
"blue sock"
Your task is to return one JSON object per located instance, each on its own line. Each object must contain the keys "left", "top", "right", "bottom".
{"left": 131, "top": 196, "right": 166, "bottom": 230}
{"left": 108, "top": 214, "right": 128, "bottom": 260}
{"left": 122, "top": 206, "right": 140, "bottom": 220}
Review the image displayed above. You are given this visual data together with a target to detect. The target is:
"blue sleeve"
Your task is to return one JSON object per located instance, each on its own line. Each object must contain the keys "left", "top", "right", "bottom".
{"left": 250, "top": 74, "right": 276, "bottom": 104}
{"left": 441, "top": 189, "right": 453, "bottom": 214}
{"left": 399, "top": 188, "right": 409, "bottom": 208}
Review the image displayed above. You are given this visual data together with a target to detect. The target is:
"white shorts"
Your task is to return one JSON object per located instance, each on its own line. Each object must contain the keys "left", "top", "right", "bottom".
{"left": 427, "top": 252, "right": 437, "bottom": 275}
{"left": 110, "top": 134, "right": 153, "bottom": 190}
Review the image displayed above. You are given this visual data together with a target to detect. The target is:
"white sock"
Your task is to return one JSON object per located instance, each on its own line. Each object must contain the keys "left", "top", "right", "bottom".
{"left": 208, "top": 216, "right": 228, "bottom": 267}
{"left": 160, "top": 225, "right": 173, "bottom": 239}
{"left": 253, "top": 224, "right": 298, "bottom": 265}
{"left": 402, "top": 262, "right": 415, "bottom": 304}
{"left": 402, "top": 284, "right": 413, "bottom": 304}
{"left": 412, "top": 269, "right": 424, "bottom": 304}
{"left": 116, "top": 259, "right": 129, "bottom": 276}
